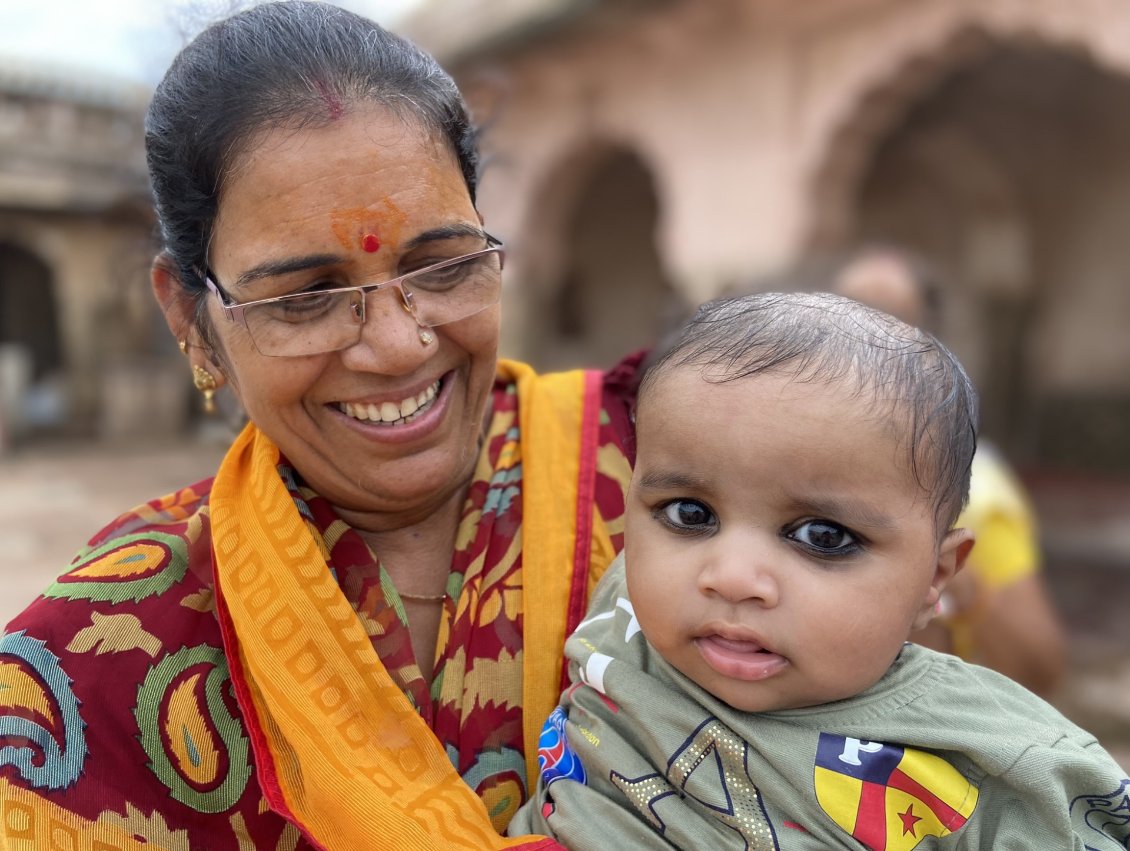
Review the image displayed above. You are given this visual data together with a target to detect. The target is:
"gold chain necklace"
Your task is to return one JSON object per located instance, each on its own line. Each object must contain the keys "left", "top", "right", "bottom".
{"left": 396, "top": 589, "right": 447, "bottom": 603}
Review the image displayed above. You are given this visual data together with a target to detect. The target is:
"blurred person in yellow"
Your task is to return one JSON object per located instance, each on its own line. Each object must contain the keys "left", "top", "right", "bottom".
{"left": 833, "top": 245, "right": 1066, "bottom": 696}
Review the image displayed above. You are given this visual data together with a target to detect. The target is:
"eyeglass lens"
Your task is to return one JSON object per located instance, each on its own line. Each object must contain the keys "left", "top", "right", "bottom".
{"left": 241, "top": 249, "right": 502, "bottom": 356}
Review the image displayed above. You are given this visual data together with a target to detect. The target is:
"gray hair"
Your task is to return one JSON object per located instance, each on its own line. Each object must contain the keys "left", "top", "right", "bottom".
{"left": 640, "top": 292, "right": 979, "bottom": 530}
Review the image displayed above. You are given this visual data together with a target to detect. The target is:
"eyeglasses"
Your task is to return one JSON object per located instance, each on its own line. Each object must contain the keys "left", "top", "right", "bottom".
{"left": 204, "top": 238, "right": 504, "bottom": 357}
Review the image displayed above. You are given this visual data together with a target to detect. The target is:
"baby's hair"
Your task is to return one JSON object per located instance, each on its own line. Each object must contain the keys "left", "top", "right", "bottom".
{"left": 639, "top": 292, "right": 979, "bottom": 531}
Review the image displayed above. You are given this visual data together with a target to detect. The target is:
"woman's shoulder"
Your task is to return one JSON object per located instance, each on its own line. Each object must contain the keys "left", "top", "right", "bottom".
{"left": 0, "top": 476, "right": 245, "bottom": 823}
{"left": 4, "top": 475, "right": 221, "bottom": 645}
{"left": 599, "top": 349, "right": 645, "bottom": 464}
{"left": 84, "top": 475, "right": 217, "bottom": 547}
{"left": 600, "top": 348, "right": 646, "bottom": 405}
{"left": 499, "top": 351, "right": 644, "bottom": 457}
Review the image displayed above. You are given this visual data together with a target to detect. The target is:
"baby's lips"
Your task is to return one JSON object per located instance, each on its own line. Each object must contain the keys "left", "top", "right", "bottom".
{"left": 704, "top": 634, "right": 766, "bottom": 654}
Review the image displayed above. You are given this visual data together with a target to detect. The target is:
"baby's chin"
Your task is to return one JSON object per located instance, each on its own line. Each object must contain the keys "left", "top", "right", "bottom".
{"left": 687, "top": 666, "right": 882, "bottom": 714}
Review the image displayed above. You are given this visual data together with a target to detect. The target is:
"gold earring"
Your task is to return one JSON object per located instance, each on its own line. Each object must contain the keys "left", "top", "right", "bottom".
{"left": 192, "top": 365, "right": 217, "bottom": 414}
{"left": 178, "top": 340, "right": 187, "bottom": 354}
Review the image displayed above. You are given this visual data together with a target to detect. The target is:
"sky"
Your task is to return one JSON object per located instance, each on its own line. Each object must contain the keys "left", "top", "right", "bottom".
{"left": 0, "top": 0, "right": 424, "bottom": 87}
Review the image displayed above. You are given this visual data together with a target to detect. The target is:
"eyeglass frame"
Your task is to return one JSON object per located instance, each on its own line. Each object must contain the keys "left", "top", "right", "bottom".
{"left": 201, "top": 235, "right": 505, "bottom": 352}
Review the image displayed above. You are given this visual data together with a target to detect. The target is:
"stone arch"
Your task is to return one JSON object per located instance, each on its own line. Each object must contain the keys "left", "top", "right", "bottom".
{"left": 808, "top": 28, "right": 1130, "bottom": 470}
{"left": 804, "top": 26, "right": 1001, "bottom": 250}
{"left": 0, "top": 239, "right": 65, "bottom": 440}
{"left": 0, "top": 241, "right": 62, "bottom": 379}
{"left": 516, "top": 139, "right": 682, "bottom": 370}
{"left": 853, "top": 123, "right": 1029, "bottom": 438}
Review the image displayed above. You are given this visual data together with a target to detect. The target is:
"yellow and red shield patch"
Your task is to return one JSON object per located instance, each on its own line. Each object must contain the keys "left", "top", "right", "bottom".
{"left": 814, "top": 733, "right": 978, "bottom": 850}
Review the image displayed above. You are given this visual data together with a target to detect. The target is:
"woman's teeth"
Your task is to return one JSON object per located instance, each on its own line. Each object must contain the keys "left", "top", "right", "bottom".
{"left": 340, "top": 380, "right": 439, "bottom": 425}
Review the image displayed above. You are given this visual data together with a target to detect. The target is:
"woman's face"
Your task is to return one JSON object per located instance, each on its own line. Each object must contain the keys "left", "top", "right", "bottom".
{"left": 199, "top": 104, "right": 499, "bottom": 528}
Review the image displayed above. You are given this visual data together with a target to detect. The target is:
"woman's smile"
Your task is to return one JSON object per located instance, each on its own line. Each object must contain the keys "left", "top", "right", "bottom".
{"left": 332, "top": 373, "right": 454, "bottom": 444}
{"left": 338, "top": 377, "right": 441, "bottom": 425}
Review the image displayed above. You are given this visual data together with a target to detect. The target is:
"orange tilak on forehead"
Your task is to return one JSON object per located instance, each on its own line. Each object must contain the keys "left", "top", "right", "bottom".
{"left": 330, "top": 198, "right": 408, "bottom": 255}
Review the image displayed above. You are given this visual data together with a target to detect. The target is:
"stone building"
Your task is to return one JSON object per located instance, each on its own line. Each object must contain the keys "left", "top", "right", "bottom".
{"left": 4, "top": 0, "right": 1129, "bottom": 475}
{"left": 403, "top": 0, "right": 1130, "bottom": 475}
{"left": 0, "top": 60, "right": 170, "bottom": 445}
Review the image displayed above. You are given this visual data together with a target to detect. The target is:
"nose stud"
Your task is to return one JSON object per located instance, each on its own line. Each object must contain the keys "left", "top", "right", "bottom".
{"left": 418, "top": 328, "right": 435, "bottom": 345}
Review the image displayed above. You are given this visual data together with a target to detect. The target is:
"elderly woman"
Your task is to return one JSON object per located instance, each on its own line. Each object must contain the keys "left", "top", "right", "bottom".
{"left": 0, "top": 4, "right": 637, "bottom": 849}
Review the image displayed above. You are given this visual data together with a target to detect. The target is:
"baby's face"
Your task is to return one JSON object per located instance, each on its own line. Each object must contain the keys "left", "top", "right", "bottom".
{"left": 624, "top": 366, "right": 968, "bottom": 712}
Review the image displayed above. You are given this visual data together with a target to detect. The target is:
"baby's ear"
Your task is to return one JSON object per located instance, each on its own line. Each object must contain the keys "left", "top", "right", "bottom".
{"left": 912, "top": 528, "right": 975, "bottom": 631}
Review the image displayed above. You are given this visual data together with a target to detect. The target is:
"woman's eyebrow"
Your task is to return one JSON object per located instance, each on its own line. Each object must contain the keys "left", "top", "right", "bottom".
{"left": 233, "top": 253, "right": 344, "bottom": 289}
{"left": 402, "top": 223, "right": 488, "bottom": 251}
{"left": 228, "top": 224, "right": 487, "bottom": 289}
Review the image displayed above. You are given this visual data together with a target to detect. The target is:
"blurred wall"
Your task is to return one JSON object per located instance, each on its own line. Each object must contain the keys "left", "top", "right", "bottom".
{"left": 405, "top": 0, "right": 1130, "bottom": 472}
{"left": 0, "top": 63, "right": 170, "bottom": 444}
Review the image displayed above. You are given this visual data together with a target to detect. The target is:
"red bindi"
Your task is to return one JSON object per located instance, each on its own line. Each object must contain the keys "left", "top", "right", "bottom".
{"left": 361, "top": 233, "right": 381, "bottom": 253}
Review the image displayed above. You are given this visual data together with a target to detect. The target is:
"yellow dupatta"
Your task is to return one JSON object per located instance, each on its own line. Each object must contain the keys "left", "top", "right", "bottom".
{"left": 209, "top": 360, "right": 611, "bottom": 849}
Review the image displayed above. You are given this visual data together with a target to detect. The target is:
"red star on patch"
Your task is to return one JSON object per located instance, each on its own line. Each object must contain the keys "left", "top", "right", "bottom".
{"left": 898, "top": 803, "right": 923, "bottom": 836}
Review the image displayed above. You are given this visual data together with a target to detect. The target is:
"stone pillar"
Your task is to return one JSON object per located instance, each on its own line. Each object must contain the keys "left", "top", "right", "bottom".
{"left": 0, "top": 343, "right": 32, "bottom": 450}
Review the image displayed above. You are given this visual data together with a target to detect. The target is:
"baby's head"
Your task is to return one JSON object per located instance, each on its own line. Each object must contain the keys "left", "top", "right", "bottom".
{"left": 639, "top": 291, "right": 976, "bottom": 531}
{"left": 625, "top": 292, "right": 978, "bottom": 712}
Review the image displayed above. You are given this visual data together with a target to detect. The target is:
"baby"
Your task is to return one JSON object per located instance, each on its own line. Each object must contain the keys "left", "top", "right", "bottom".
{"left": 509, "top": 292, "right": 1128, "bottom": 849}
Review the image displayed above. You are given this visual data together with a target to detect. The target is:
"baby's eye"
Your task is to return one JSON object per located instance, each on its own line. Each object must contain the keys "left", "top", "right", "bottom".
{"left": 658, "top": 499, "right": 717, "bottom": 532}
{"left": 788, "top": 520, "right": 859, "bottom": 554}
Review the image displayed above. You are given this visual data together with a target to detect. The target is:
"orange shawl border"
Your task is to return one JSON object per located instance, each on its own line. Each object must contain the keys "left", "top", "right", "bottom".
{"left": 506, "top": 362, "right": 612, "bottom": 783}
{"left": 210, "top": 360, "right": 607, "bottom": 850}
